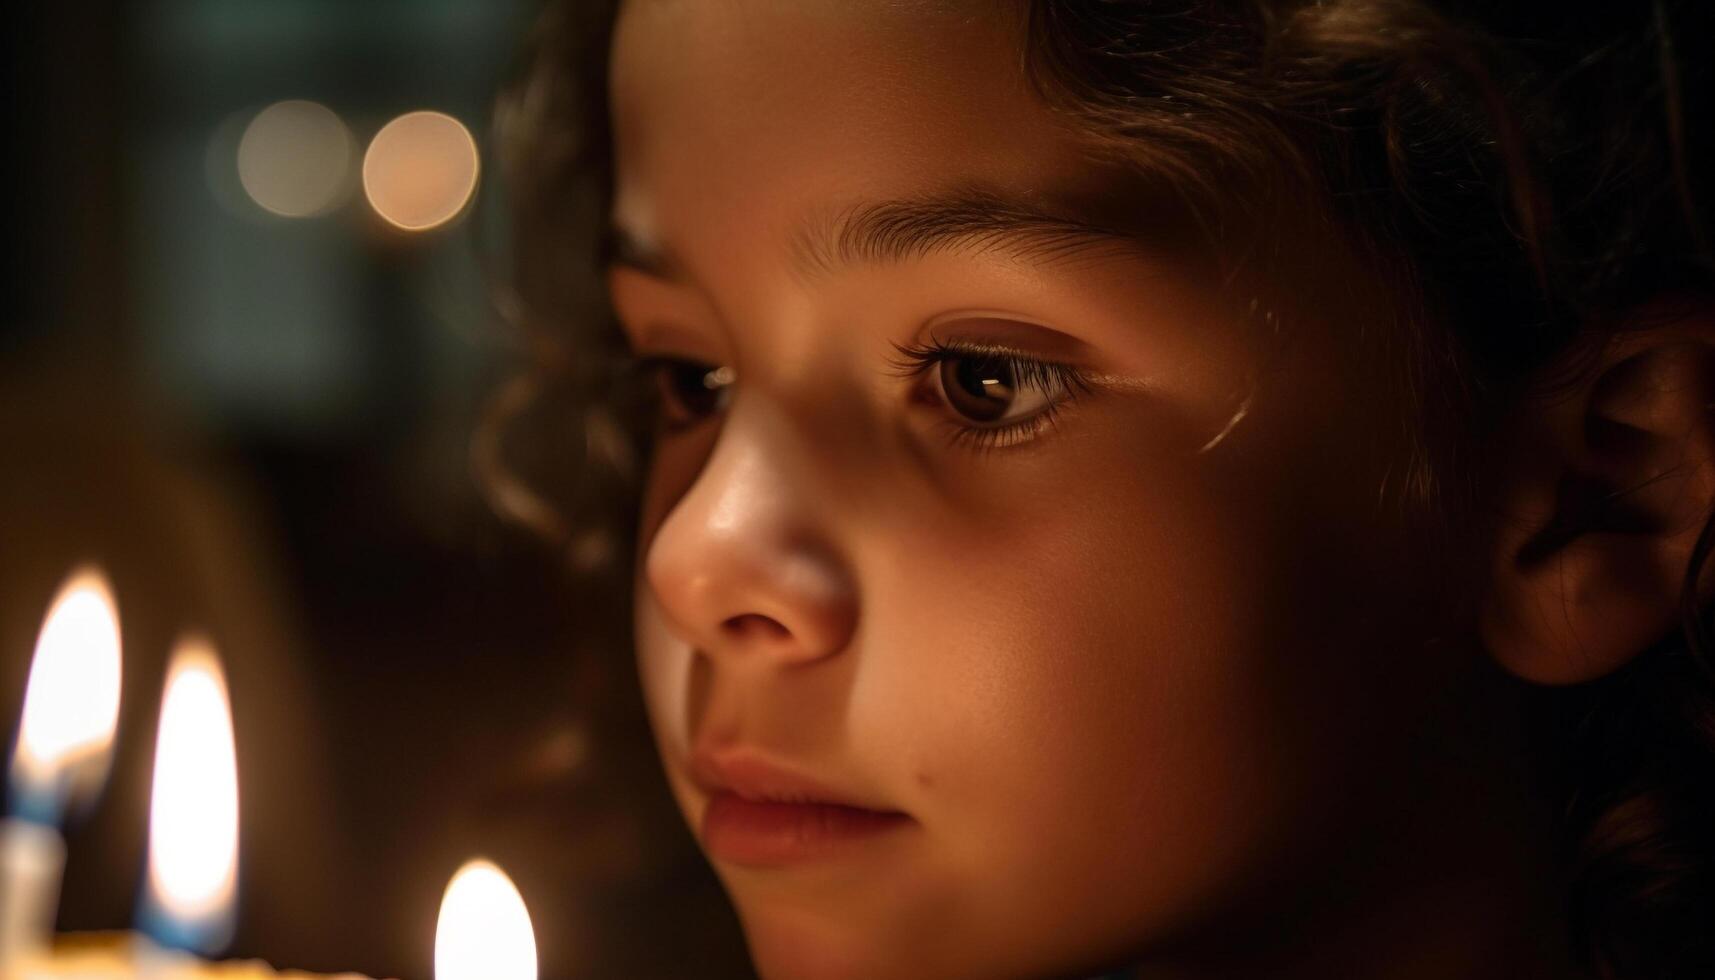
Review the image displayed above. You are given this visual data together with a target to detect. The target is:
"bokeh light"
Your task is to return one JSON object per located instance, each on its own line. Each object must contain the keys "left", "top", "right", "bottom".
{"left": 361, "top": 110, "right": 480, "bottom": 232}
{"left": 235, "top": 100, "right": 354, "bottom": 218}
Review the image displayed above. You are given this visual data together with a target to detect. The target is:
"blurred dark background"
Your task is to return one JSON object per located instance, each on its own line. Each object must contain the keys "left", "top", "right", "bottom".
{"left": 0, "top": 2, "right": 746, "bottom": 977}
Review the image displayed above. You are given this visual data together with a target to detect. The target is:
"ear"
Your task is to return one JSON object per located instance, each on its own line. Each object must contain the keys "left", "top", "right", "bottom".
{"left": 1481, "top": 297, "right": 1715, "bottom": 685}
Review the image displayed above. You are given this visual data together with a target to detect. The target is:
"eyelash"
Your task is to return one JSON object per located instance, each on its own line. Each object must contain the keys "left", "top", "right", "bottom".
{"left": 883, "top": 336, "right": 1092, "bottom": 453}
{"left": 627, "top": 337, "right": 1092, "bottom": 453}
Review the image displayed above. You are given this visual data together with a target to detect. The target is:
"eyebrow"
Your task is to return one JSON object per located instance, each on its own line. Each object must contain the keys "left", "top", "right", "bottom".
{"left": 604, "top": 183, "right": 1169, "bottom": 286}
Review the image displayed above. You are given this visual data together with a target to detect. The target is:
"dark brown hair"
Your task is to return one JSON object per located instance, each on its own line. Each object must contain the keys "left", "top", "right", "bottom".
{"left": 490, "top": 1, "right": 1715, "bottom": 976}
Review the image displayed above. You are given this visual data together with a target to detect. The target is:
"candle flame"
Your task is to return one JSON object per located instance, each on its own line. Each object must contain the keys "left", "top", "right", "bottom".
{"left": 146, "top": 637, "right": 239, "bottom": 938}
{"left": 435, "top": 859, "right": 537, "bottom": 980}
{"left": 11, "top": 567, "right": 121, "bottom": 811}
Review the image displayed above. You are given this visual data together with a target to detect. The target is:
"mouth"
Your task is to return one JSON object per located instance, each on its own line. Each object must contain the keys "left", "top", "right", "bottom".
{"left": 690, "top": 748, "right": 914, "bottom": 867}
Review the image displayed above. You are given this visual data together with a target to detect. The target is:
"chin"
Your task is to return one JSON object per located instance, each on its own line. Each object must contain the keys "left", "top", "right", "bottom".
{"left": 734, "top": 889, "right": 1159, "bottom": 980}
{"left": 741, "top": 913, "right": 885, "bottom": 980}
{"left": 737, "top": 908, "right": 1039, "bottom": 980}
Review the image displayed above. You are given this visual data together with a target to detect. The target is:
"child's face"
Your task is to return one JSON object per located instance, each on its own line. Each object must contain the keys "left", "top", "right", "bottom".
{"left": 612, "top": 2, "right": 1456, "bottom": 977}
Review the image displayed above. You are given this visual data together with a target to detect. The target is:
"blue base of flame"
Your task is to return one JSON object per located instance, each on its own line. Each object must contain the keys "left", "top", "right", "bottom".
{"left": 137, "top": 893, "right": 237, "bottom": 957}
{"left": 6, "top": 788, "right": 61, "bottom": 827}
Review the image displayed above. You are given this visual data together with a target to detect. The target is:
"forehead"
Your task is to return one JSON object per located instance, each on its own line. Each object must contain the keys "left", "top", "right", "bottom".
{"left": 608, "top": 0, "right": 1110, "bottom": 274}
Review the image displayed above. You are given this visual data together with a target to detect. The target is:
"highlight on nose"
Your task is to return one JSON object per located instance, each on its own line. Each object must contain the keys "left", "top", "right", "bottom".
{"left": 645, "top": 537, "right": 859, "bottom": 665}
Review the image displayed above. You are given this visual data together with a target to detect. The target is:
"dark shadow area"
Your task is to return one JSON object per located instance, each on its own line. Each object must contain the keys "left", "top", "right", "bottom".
{"left": 1, "top": 3, "right": 749, "bottom": 977}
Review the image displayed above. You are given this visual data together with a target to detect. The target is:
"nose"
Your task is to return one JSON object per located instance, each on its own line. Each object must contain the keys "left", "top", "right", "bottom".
{"left": 642, "top": 400, "right": 860, "bottom": 667}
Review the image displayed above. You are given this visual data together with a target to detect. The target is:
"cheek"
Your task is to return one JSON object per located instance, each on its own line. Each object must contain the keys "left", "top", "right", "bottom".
{"left": 853, "top": 422, "right": 1368, "bottom": 954}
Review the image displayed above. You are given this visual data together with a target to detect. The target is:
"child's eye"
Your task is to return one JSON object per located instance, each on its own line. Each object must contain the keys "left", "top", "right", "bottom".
{"left": 886, "top": 336, "right": 1093, "bottom": 452}
{"left": 632, "top": 355, "right": 735, "bottom": 431}
{"left": 628, "top": 337, "right": 1091, "bottom": 452}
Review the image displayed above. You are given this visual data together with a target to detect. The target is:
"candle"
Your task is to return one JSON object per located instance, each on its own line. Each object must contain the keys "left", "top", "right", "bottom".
{"left": 20, "top": 857, "right": 543, "bottom": 979}
{"left": 6, "top": 580, "right": 527, "bottom": 978}
{"left": 1, "top": 567, "right": 122, "bottom": 970}
{"left": 14, "top": 637, "right": 381, "bottom": 979}
{"left": 434, "top": 859, "right": 537, "bottom": 980}
{"left": 11, "top": 932, "right": 376, "bottom": 978}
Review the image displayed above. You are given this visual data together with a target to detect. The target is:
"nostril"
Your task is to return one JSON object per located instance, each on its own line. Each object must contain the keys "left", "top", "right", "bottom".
{"left": 721, "top": 613, "right": 790, "bottom": 642}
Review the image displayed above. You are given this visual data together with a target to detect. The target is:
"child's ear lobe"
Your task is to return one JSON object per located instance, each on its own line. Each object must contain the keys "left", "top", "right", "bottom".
{"left": 1481, "top": 300, "right": 1715, "bottom": 685}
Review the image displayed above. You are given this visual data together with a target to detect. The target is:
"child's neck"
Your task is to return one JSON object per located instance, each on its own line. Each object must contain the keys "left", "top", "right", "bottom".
{"left": 1106, "top": 654, "right": 1588, "bottom": 980}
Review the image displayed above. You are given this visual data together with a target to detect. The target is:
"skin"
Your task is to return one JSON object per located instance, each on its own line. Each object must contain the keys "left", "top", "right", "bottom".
{"left": 606, "top": 2, "right": 1590, "bottom": 978}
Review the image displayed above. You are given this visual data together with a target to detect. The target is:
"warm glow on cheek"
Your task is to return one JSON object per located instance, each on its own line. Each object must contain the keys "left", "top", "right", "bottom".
{"left": 876, "top": 419, "right": 1269, "bottom": 796}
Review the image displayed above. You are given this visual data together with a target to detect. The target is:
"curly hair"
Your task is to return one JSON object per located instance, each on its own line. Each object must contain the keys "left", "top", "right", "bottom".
{"left": 489, "top": 1, "right": 1715, "bottom": 976}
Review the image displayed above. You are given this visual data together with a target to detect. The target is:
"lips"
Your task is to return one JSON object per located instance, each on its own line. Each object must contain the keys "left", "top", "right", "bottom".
{"left": 690, "top": 747, "right": 913, "bottom": 866}
{"left": 689, "top": 748, "right": 880, "bottom": 807}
